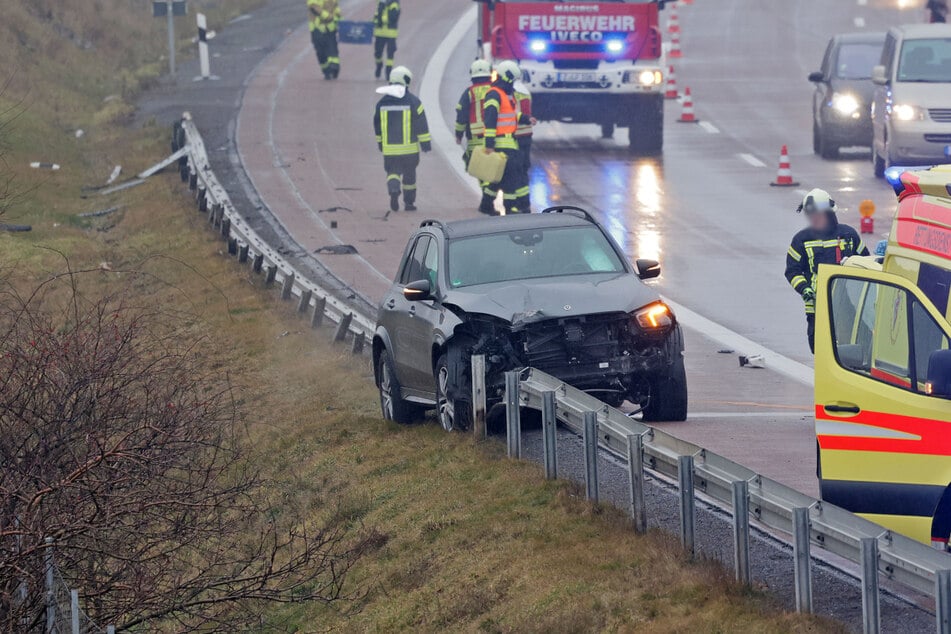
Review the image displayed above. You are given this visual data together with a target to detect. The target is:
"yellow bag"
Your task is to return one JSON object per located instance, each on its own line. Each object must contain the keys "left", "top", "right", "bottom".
{"left": 467, "top": 147, "right": 508, "bottom": 184}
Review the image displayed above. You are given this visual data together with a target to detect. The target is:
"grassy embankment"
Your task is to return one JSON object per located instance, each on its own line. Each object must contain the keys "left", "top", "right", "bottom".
{"left": 0, "top": 2, "right": 842, "bottom": 631}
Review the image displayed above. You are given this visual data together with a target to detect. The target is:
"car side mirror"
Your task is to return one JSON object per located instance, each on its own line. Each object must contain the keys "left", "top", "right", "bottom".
{"left": 808, "top": 71, "right": 825, "bottom": 83}
{"left": 635, "top": 259, "right": 661, "bottom": 280}
{"left": 872, "top": 65, "right": 888, "bottom": 86}
{"left": 403, "top": 279, "right": 432, "bottom": 301}
{"left": 927, "top": 350, "right": 951, "bottom": 398}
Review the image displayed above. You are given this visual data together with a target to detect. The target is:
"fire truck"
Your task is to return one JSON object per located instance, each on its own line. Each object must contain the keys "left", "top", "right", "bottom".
{"left": 475, "top": 0, "right": 672, "bottom": 153}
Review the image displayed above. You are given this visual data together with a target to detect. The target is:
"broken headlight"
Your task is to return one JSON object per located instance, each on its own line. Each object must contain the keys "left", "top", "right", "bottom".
{"left": 632, "top": 302, "right": 673, "bottom": 331}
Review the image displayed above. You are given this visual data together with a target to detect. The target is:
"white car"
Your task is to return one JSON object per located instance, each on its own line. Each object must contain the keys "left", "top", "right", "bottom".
{"left": 872, "top": 24, "right": 951, "bottom": 177}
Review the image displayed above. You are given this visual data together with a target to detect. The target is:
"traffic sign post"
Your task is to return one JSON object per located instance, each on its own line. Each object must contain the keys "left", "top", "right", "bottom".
{"left": 152, "top": 1, "right": 187, "bottom": 76}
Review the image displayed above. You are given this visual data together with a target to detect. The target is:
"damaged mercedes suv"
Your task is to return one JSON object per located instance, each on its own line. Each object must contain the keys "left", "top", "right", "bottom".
{"left": 372, "top": 206, "right": 687, "bottom": 431}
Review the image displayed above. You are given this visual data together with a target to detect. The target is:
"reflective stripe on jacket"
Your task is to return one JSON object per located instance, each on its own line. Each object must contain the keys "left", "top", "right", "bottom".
{"left": 374, "top": 91, "right": 431, "bottom": 156}
{"left": 455, "top": 82, "right": 493, "bottom": 140}
{"left": 373, "top": 0, "right": 400, "bottom": 38}
{"left": 308, "top": 0, "right": 340, "bottom": 32}
{"left": 785, "top": 223, "right": 870, "bottom": 313}
{"left": 483, "top": 85, "right": 519, "bottom": 150}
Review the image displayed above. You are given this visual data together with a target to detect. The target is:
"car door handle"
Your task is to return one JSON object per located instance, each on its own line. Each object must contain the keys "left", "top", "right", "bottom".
{"left": 824, "top": 403, "right": 861, "bottom": 415}
{"left": 385, "top": 299, "right": 396, "bottom": 309}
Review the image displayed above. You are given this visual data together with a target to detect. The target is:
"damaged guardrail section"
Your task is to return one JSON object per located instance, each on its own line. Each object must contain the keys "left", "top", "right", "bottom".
{"left": 172, "top": 113, "right": 374, "bottom": 353}
{"left": 174, "top": 113, "right": 951, "bottom": 632}
{"left": 475, "top": 364, "right": 951, "bottom": 633}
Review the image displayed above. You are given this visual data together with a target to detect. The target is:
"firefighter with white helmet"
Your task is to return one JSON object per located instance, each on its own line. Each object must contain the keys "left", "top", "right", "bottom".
{"left": 373, "top": 66, "right": 431, "bottom": 212}
{"left": 785, "top": 188, "right": 869, "bottom": 352}
{"left": 454, "top": 59, "right": 495, "bottom": 211}
{"left": 481, "top": 60, "right": 532, "bottom": 214}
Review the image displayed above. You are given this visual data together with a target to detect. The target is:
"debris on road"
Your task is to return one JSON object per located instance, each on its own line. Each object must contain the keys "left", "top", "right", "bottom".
{"left": 0, "top": 223, "right": 32, "bottom": 232}
{"left": 739, "top": 355, "right": 766, "bottom": 369}
{"left": 314, "top": 244, "right": 358, "bottom": 255}
{"left": 30, "top": 162, "right": 60, "bottom": 170}
{"left": 78, "top": 205, "right": 123, "bottom": 219}
{"left": 318, "top": 206, "right": 352, "bottom": 213}
{"left": 717, "top": 349, "right": 735, "bottom": 354}
{"left": 106, "top": 165, "right": 122, "bottom": 185}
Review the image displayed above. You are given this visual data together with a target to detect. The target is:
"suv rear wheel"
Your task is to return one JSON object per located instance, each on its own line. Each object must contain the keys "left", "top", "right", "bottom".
{"left": 435, "top": 354, "right": 471, "bottom": 432}
{"left": 377, "top": 349, "right": 424, "bottom": 424}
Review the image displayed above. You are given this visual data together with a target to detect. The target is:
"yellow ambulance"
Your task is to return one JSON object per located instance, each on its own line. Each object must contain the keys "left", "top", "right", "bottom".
{"left": 815, "top": 165, "right": 951, "bottom": 548}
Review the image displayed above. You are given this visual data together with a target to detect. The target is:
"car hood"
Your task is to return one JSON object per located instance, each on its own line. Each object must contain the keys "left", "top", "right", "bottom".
{"left": 443, "top": 273, "right": 660, "bottom": 326}
{"left": 830, "top": 78, "right": 876, "bottom": 102}
{"left": 891, "top": 81, "right": 951, "bottom": 108}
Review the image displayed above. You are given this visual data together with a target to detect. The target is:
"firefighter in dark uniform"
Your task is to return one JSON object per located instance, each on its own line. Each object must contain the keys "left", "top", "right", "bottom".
{"left": 482, "top": 60, "right": 531, "bottom": 215}
{"left": 308, "top": 0, "right": 341, "bottom": 79}
{"left": 373, "top": 66, "right": 431, "bottom": 212}
{"left": 373, "top": 0, "right": 400, "bottom": 79}
{"left": 785, "top": 188, "right": 869, "bottom": 353}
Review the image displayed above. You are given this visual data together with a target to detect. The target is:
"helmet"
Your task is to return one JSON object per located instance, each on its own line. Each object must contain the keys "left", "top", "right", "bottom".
{"left": 470, "top": 59, "right": 492, "bottom": 80}
{"left": 495, "top": 60, "right": 521, "bottom": 84}
{"left": 389, "top": 66, "right": 413, "bottom": 87}
{"left": 797, "top": 188, "right": 837, "bottom": 214}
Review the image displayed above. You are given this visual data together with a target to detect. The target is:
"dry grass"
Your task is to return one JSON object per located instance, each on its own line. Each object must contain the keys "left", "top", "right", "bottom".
{"left": 0, "top": 1, "right": 846, "bottom": 631}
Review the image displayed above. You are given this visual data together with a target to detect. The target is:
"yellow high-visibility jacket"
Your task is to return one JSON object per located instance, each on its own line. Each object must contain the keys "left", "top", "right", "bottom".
{"left": 308, "top": 0, "right": 341, "bottom": 33}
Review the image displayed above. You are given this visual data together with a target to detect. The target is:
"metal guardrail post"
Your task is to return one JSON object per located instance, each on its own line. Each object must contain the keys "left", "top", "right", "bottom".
{"left": 189, "top": 170, "right": 198, "bottom": 191}
{"left": 861, "top": 537, "right": 881, "bottom": 634}
{"left": 45, "top": 537, "right": 54, "bottom": 633}
{"left": 311, "top": 297, "right": 326, "bottom": 328}
{"left": 252, "top": 254, "right": 264, "bottom": 274}
{"left": 71, "top": 589, "right": 80, "bottom": 634}
{"left": 504, "top": 371, "right": 521, "bottom": 458}
{"left": 583, "top": 411, "right": 599, "bottom": 503}
{"left": 334, "top": 313, "right": 353, "bottom": 342}
{"left": 542, "top": 391, "right": 558, "bottom": 479}
{"left": 350, "top": 332, "right": 365, "bottom": 355}
{"left": 470, "top": 354, "right": 486, "bottom": 438}
{"left": 627, "top": 434, "right": 647, "bottom": 533}
{"left": 937, "top": 569, "right": 951, "bottom": 634}
{"left": 298, "top": 289, "right": 312, "bottom": 314}
{"left": 264, "top": 265, "right": 277, "bottom": 287}
{"left": 197, "top": 186, "right": 207, "bottom": 211}
{"left": 678, "top": 455, "right": 696, "bottom": 558}
{"left": 228, "top": 237, "right": 238, "bottom": 255}
{"left": 221, "top": 216, "right": 231, "bottom": 238}
{"left": 732, "top": 480, "right": 751, "bottom": 586}
{"left": 281, "top": 272, "right": 295, "bottom": 301}
{"left": 238, "top": 243, "right": 249, "bottom": 264}
{"left": 793, "top": 507, "right": 814, "bottom": 613}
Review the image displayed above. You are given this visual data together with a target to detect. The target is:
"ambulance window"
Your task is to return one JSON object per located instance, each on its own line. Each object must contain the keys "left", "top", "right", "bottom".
{"left": 913, "top": 301, "right": 950, "bottom": 392}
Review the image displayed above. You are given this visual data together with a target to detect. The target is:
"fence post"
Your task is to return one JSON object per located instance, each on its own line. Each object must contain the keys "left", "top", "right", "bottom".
{"left": 70, "top": 589, "right": 80, "bottom": 634}
{"left": 860, "top": 537, "right": 881, "bottom": 634}
{"left": 937, "top": 569, "right": 951, "bottom": 634}
{"left": 541, "top": 391, "right": 558, "bottom": 479}
{"left": 44, "top": 537, "right": 54, "bottom": 634}
{"left": 627, "top": 434, "right": 647, "bottom": 533}
{"left": 504, "top": 371, "right": 521, "bottom": 459}
{"left": 678, "top": 455, "right": 695, "bottom": 558}
{"left": 470, "top": 354, "right": 486, "bottom": 439}
{"left": 583, "top": 411, "right": 599, "bottom": 503}
{"left": 792, "top": 507, "right": 814, "bottom": 613}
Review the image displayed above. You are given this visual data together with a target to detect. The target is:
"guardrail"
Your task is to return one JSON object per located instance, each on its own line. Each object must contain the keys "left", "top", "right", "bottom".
{"left": 173, "top": 115, "right": 951, "bottom": 633}
{"left": 172, "top": 113, "right": 374, "bottom": 353}
{"left": 478, "top": 362, "right": 951, "bottom": 633}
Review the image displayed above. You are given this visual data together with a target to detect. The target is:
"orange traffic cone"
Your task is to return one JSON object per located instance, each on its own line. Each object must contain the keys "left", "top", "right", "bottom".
{"left": 665, "top": 65, "right": 679, "bottom": 99}
{"left": 770, "top": 145, "right": 800, "bottom": 187}
{"left": 667, "top": 4, "right": 680, "bottom": 34}
{"left": 678, "top": 87, "right": 698, "bottom": 123}
{"left": 669, "top": 30, "right": 683, "bottom": 58}
{"left": 681, "top": 0, "right": 693, "bottom": 5}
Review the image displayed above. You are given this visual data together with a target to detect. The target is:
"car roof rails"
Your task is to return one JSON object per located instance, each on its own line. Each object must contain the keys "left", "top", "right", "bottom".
{"left": 419, "top": 219, "right": 447, "bottom": 232}
{"left": 540, "top": 205, "right": 596, "bottom": 223}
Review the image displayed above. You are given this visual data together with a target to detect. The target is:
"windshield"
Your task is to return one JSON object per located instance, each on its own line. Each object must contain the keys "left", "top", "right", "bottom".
{"left": 897, "top": 38, "right": 951, "bottom": 83}
{"left": 835, "top": 42, "right": 883, "bottom": 79}
{"left": 447, "top": 225, "right": 625, "bottom": 288}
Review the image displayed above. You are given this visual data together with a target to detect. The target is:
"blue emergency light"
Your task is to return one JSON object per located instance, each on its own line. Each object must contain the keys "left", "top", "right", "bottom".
{"left": 529, "top": 39, "right": 548, "bottom": 53}
{"left": 605, "top": 40, "right": 625, "bottom": 54}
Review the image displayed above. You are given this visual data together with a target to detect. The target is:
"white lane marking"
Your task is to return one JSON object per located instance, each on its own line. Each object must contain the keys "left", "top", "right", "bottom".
{"left": 663, "top": 298, "right": 814, "bottom": 386}
{"left": 857, "top": 0, "right": 867, "bottom": 5}
{"left": 425, "top": 9, "right": 815, "bottom": 389}
{"left": 698, "top": 121, "right": 720, "bottom": 134}
{"left": 854, "top": 16, "right": 866, "bottom": 28}
{"left": 738, "top": 153, "right": 766, "bottom": 168}
{"left": 690, "top": 411, "right": 812, "bottom": 420}
{"left": 420, "top": 6, "right": 482, "bottom": 197}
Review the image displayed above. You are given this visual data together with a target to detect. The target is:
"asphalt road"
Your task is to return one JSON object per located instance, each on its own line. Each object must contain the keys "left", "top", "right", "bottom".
{"left": 138, "top": 0, "right": 940, "bottom": 629}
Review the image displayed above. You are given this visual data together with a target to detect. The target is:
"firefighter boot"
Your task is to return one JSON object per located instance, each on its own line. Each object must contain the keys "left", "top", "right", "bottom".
{"left": 404, "top": 186, "right": 417, "bottom": 212}
{"left": 478, "top": 191, "right": 497, "bottom": 216}
{"left": 387, "top": 177, "right": 401, "bottom": 212}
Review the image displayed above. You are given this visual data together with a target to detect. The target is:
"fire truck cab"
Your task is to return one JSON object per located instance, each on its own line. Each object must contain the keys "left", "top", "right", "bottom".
{"left": 814, "top": 165, "right": 951, "bottom": 546}
{"left": 474, "top": 0, "right": 672, "bottom": 153}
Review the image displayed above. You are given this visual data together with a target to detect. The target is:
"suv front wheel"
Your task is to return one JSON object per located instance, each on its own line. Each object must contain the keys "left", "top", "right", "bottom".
{"left": 377, "top": 349, "right": 424, "bottom": 424}
{"left": 435, "top": 354, "right": 471, "bottom": 432}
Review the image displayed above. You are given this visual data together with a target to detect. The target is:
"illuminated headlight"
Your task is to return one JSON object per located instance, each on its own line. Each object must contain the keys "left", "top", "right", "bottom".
{"left": 892, "top": 103, "right": 923, "bottom": 122}
{"left": 606, "top": 40, "right": 625, "bottom": 54}
{"left": 529, "top": 39, "right": 548, "bottom": 54}
{"left": 633, "top": 303, "right": 673, "bottom": 330}
{"left": 831, "top": 93, "right": 860, "bottom": 116}
{"left": 625, "top": 70, "right": 662, "bottom": 86}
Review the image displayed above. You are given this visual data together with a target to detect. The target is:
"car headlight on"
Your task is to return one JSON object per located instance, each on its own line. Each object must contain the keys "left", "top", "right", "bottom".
{"left": 633, "top": 302, "right": 673, "bottom": 330}
{"left": 624, "top": 70, "right": 663, "bottom": 86}
{"left": 892, "top": 103, "right": 923, "bottom": 122}
{"left": 831, "top": 93, "right": 860, "bottom": 116}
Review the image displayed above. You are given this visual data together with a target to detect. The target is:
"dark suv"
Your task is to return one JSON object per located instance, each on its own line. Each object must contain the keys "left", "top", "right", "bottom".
{"left": 372, "top": 207, "right": 688, "bottom": 431}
